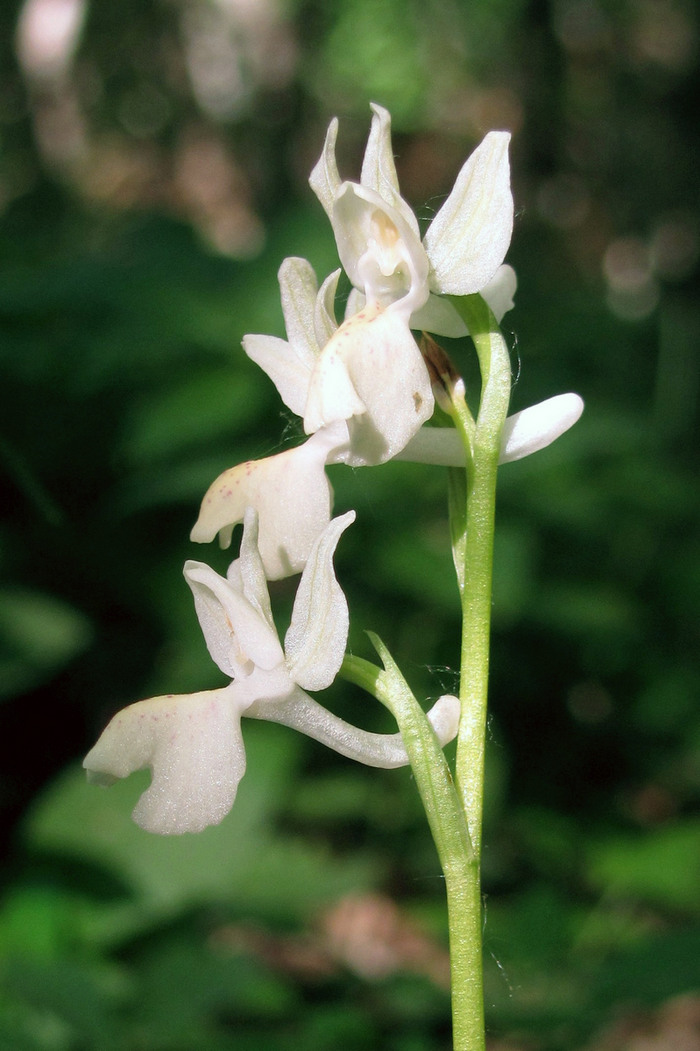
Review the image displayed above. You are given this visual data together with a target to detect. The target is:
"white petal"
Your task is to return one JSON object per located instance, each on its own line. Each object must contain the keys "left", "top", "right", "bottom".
{"left": 409, "top": 266, "right": 517, "bottom": 339}
{"left": 190, "top": 426, "right": 348, "bottom": 579}
{"left": 410, "top": 294, "right": 468, "bottom": 338}
{"left": 242, "top": 259, "right": 320, "bottom": 417}
{"left": 332, "top": 182, "right": 429, "bottom": 312}
{"left": 304, "top": 304, "right": 434, "bottom": 466}
{"left": 278, "top": 256, "right": 323, "bottom": 366}
{"left": 500, "top": 393, "right": 584, "bottom": 463}
{"left": 424, "top": 131, "right": 513, "bottom": 296}
{"left": 242, "top": 333, "right": 311, "bottom": 418}
{"left": 344, "top": 287, "right": 366, "bottom": 320}
{"left": 303, "top": 310, "right": 369, "bottom": 433}
{"left": 236, "top": 506, "right": 274, "bottom": 631}
{"left": 284, "top": 511, "right": 355, "bottom": 691}
{"left": 481, "top": 264, "right": 517, "bottom": 322}
{"left": 360, "top": 103, "right": 420, "bottom": 236}
{"left": 83, "top": 687, "right": 246, "bottom": 835}
{"left": 308, "top": 117, "right": 341, "bottom": 220}
{"left": 397, "top": 393, "right": 584, "bottom": 467}
{"left": 247, "top": 689, "right": 460, "bottom": 768}
{"left": 314, "top": 268, "right": 341, "bottom": 349}
{"left": 184, "top": 559, "right": 282, "bottom": 677}
{"left": 394, "top": 427, "right": 465, "bottom": 466}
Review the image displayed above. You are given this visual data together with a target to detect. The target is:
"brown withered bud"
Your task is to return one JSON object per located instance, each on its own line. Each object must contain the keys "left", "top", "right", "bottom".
{"left": 420, "top": 333, "right": 462, "bottom": 408}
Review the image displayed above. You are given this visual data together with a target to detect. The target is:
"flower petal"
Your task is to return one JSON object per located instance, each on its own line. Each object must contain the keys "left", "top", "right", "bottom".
{"left": 284, "top": 511, "right": 355, "bottom": 691}
{"left": 83, "top": 687, "right": 246, "bottom": 835}
{"left": 304, "top": 305, "right": 434, "bottom": 466}
{"left": 184, "top": 559, "right": 282, "bottom": 677}
{"left": 190, "top": 425, "right": 347, "bottom": 579}
{"left": 308, "top": 116, "right": 341, "bottom": 221}
{"left": 242, "top": 258, "right": 322, "bottom": 417}
{"left": 394, "top": 427, "right": 464, "bottom": 466}
{"left": 235, "top": 505, "right": 275, "bottom": 631}
{"left": 499, "top": 392, "right": 584, "bottom": 463}
{"left": 247, "top": 689, "right": 460, "bottom": 767}
{"left": 242, "top": 333, "right": 310, "bottom": 418}
{"left": 481, "top": 264, "right": 517, "bottom": 322}
{"left": 314, "top": 268, "right": 341, "bottom": 349}
{"left": 360, "top": 103, "right": 420, "bottom": 236}
{"left": 396, "top": 393, "right": 584, "bottom": 467}
{"left": 410, "top": 294, "right": 467, "bottom": 338}
{"left": 278, "top": 256, "right": 324, "bottom": 365}
{"left": 332, "top": 182, "right": 429, "bottom": 312}
{"left": 424, "top": 131, "right": 513, "bottom": 296}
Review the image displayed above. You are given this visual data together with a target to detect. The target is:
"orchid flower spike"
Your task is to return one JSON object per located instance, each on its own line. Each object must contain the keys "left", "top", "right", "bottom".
{"left": 85, "top": 508, "right": 460, "bottom": 834}
{"left": 191, "top": 266, "right": 581, "bottom": 576}
{"left": 190, "top": 106, "right": 581, "bottom": 576}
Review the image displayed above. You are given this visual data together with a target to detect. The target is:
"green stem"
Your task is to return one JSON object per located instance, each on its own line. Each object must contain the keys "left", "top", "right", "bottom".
{"left": 449, "top": 294, "right": 512, "bottom": 1049}
{"left": 359, "top": 636, "right": 485, "bottom": 1051}
{"left": 344, "top": 294, "right": 511, "bottom": 1051}
{"left": 451, "top": 294, "right": 511, "bottom": 855}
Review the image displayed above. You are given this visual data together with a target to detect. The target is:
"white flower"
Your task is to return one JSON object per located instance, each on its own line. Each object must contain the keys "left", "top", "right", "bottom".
{"left": 85, "top": 509, "right": 460, "bottom": 834}
{"left": 244, "top": 256, "right": 433, "bottom": 468}
{"left": 310, "top": 103, "right": 514, "bottom": 335}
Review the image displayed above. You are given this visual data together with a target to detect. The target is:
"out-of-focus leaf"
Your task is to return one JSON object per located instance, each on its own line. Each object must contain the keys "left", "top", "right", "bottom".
{"left": 0, "top": 954, "right": 118, "bottom": 1050}
{"left": 119, "top": 370, "right": 266, "bottom": 466}
{"left": 587, "top": 821, "right": 700, "bottom": 912}
{"left": 591, "top": 927, "right": 700, "bottom": 1008}
{"left": 0, "top": 589, "right": 92, "bottom": 700}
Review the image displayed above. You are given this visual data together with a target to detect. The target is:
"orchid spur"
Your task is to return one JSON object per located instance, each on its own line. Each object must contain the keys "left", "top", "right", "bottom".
{"left": 84, "top": 508, "right": 460, "bottom": 834}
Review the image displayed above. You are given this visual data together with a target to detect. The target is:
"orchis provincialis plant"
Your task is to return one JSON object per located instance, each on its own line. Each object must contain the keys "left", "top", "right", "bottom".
{"left": 190, "top": 106, "right": 582, "bottom": 579}
{"left": 85, "top": 103, "right": 585, "bottom": 1051}
{"left": 84, "top": 508, "right": 459, "bottom": 834}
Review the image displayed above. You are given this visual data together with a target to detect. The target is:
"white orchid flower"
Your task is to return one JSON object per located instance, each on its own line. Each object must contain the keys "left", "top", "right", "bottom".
{"left": 244, "top": 256, "right": 432, "bottom": 468}
{"left": 84, "top": 509, "right": 460, "bottom": 834}
{"left": 309, "top": 103, "right": 514, "bottom": 337}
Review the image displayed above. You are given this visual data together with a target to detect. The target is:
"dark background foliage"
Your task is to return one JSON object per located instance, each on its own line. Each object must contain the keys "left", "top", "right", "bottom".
{"left": 0, "top": 0, "right": 698, "bottom": 1047}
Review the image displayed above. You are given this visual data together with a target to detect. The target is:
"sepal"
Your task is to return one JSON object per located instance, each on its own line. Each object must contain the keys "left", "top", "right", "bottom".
{"left": 284, "top": 511, "right": 355, "bottom": 691}
{"left": 424, "top": 131, "right": 513, "bottom": 296}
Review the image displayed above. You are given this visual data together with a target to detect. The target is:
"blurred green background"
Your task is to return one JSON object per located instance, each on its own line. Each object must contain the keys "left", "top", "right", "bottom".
{"left": 1, "top": 0, "right": 699, "bottom": 1047}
